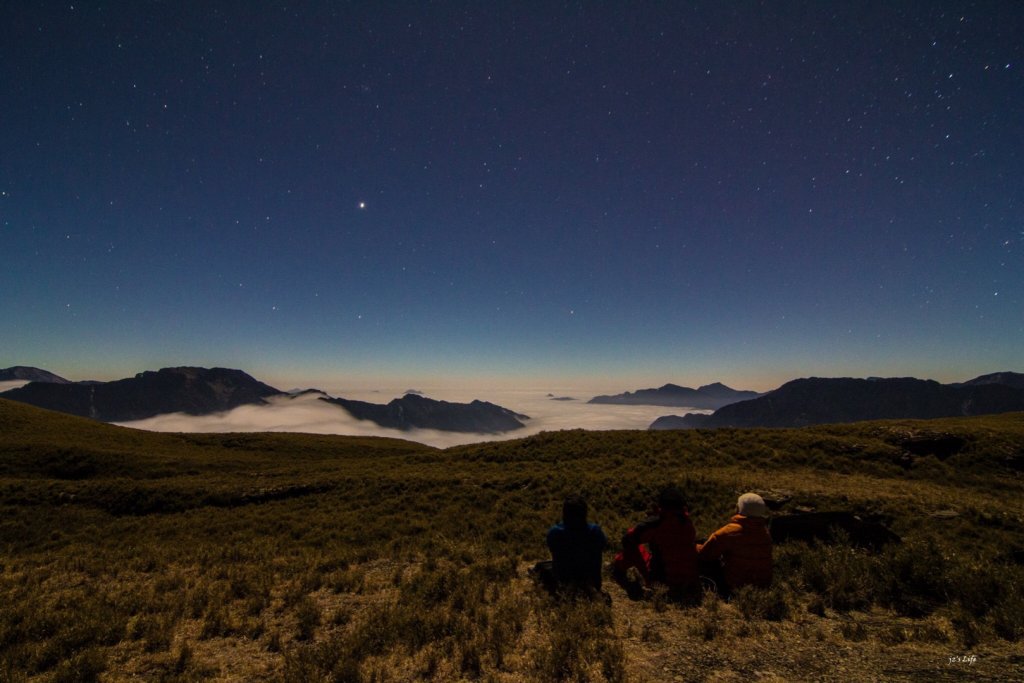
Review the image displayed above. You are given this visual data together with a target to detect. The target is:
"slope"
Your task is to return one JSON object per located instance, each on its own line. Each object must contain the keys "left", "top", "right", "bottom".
{"left": 2, "top": 399, "right": 1023, "bottom": 681}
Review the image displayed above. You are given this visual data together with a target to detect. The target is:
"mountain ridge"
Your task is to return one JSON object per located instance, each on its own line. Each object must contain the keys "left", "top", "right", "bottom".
{"left": 320, "top": 393, "right": 529, "bottom": 433}
{"left": 649, "top": 373, "right": 1024, "bottom": 430}
{"left": 589, "top": 382, "right": 761, "bottom": 410}
{"left": 6, "top": 365, "right": 1022, "bottom": 434}
{"left": 0, "top": 366, "right": 531, "bottom": 434}
{"left": 0, "top": 367, "right": 283, "bottom": 422}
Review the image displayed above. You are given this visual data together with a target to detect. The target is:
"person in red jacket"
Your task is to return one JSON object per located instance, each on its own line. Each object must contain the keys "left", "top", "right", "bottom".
{"left": 697, "top": 492, "right": 773, "bottom": 596}
{"left": 612, "top": 485, "right": 699, "bottom": 601}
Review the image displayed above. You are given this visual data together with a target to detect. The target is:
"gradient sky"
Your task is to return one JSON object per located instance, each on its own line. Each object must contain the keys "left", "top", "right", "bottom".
{"left": 2, "top": 2, "right": 1021, "bottom": 393}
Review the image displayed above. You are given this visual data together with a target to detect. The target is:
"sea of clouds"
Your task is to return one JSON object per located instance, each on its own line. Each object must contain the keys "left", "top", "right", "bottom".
{"left": 116, "top": 389, "right": 709, "bottom": 448}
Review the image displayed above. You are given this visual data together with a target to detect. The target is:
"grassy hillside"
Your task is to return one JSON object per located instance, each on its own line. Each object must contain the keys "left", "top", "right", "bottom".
{"left": 1, "top": 398, "right": 1023, "bottom": 681}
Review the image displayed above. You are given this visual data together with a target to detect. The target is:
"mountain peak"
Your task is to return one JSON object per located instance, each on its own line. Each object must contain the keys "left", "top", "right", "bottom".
{"left": 0, "top": 366, "right": 282, "bottom": 422}
{"left": 0, "top": 366, "right": 71, "bottom": 384}
{"left": 959, "top": 372, "right": 1024, "bottom": 391}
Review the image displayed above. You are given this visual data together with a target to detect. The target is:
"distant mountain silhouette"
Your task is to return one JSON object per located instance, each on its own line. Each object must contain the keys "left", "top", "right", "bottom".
{"left": 590, "top": 382, "right": 761, "bottom": 410}
{"left": 649, "top": 374, "right": 1024, "bottom": 430}
{"left": 321, "top": 393, "right": 528, "bottom": 433}
{"left": 287, "top": 388, "right": 330, "bottom": 398}
{"left": 0, "top": 366, "right": 70, "bottom": 384}
{"left": 0, "top": 367, "right": 282, "bottom": 421}
{"left": 956, "top": 371, "right": 1024, "bottom": 391}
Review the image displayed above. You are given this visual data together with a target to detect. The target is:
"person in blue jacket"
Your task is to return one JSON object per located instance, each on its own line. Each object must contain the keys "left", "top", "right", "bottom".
{"left": 534, "top": 494, "right": 608, "bottom": 597}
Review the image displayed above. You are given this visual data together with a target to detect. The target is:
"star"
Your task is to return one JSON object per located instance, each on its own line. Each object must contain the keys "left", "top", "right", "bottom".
{"left": 358, "top": 201, "right": 366, "bottom": 210}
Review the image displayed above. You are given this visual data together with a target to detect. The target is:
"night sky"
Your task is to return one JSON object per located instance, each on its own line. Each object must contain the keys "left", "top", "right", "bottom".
{"left": 2, "top": 2, "right": 1021, "bottom": 393}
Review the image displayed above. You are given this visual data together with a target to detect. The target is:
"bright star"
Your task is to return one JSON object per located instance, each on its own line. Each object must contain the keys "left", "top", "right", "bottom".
{"left": 358, "top": 201, "right": 366, "bottom": 210}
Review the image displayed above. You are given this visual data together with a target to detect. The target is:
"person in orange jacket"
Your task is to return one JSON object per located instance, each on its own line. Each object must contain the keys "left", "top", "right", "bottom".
{"left": 613, "top": 485, "right": 699, "bottom": 600}
{"left": 697, "top": 492, "right": 773, "bottom": 595}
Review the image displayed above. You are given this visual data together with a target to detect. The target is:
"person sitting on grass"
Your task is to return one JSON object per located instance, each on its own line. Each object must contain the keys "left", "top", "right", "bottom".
{"left": 534, "top": 494, "right": 608, "bottom": 598}
{"left": 612, "top": 485, "right": 699, "bottom": 601}
{"left": 697, "top": 492, "right": 773, "bottom": 596}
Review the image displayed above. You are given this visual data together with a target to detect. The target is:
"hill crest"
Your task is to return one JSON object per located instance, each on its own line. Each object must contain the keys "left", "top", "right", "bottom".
{"left": 650, "top": 373, "right": 1024, "bottom": 430}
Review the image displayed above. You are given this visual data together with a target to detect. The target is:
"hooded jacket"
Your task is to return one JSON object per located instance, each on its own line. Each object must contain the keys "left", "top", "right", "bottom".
{"left": 697, "top": 514, "right": 773, "bottom": 589}
{"left": 620, "top": 509, "right": 698, "bottom": 588}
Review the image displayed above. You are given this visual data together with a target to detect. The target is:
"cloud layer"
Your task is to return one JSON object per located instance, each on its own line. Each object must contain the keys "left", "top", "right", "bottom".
{"left": 116, "top": 390, "right": 709, "bottom": 448}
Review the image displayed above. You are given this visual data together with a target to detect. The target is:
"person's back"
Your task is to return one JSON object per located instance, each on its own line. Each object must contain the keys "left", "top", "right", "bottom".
{"left": 547, "top": 520, "right": 606, "bottom": 589}
{"left": 614, "top": 486, "right": 698, "bottom": 594}
{"left": 544, "top": 495, "right": 607, "bottom": 591}
{"left": 698, "top": 493, "right": 773, "bottom": 592}
{"left": 624, "top": 508, "right": 698, "bottom": 587}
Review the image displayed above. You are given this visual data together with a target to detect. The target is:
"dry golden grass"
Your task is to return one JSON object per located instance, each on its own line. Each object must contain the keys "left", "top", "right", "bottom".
{"left": 1, "top": 399, "right": 1023, "bottom": 681}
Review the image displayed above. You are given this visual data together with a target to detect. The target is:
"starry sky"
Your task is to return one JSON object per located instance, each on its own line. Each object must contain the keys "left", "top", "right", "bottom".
{"left": 2, "top": 2, "right": 1021, "bottom": 393}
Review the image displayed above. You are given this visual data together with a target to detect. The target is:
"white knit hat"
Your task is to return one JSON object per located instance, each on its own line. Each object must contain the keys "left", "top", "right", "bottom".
{"left": 737, "top": 492, "right": 767, "bottom": 517}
